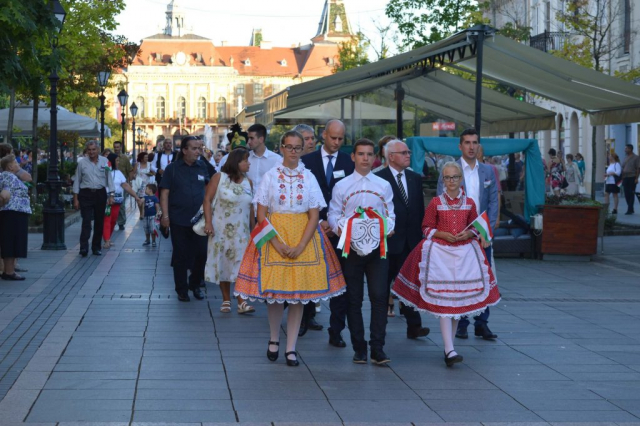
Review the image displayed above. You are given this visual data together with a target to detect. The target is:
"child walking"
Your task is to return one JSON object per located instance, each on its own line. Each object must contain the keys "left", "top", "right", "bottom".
{"left": 142, "top": 183, "right": 160, "bottom": 247}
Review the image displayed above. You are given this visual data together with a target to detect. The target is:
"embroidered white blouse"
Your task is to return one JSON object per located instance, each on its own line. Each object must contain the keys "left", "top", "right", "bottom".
{"left": 327, "top": 171, "right": 396, "bottom": 235}
{"left": 253, "top": 163, "right": 326, "bottom": 214}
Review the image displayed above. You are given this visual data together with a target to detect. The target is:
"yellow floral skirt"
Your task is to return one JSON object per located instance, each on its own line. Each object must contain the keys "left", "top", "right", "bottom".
{"left": 234, "top": 212, "right": 346, "bottom": 304}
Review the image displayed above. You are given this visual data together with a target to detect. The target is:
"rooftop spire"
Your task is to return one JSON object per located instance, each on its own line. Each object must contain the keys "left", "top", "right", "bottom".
{"left": 312, "top": 0, "right": 353, "bottom": 44}
{"left": 164, "top": 0, "right": 186, "bottom": 37}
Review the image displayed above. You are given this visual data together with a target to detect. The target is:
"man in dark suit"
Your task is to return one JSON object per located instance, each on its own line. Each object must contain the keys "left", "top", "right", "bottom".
{"left": 301, "top": 119, "right": 354, "bottom": 348}
{"left": 376, "top": 140, "right": 431, "bottom": 339}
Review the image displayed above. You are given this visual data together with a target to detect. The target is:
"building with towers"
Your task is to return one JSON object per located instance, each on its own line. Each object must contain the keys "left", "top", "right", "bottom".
{"left": 109, "top": 0, "right": 354, "bottom": 148}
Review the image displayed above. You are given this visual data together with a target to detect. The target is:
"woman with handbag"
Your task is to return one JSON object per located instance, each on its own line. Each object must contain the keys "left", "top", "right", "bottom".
{"left": 103, "top": 154, "right": 142, "bottom": 249}
{"left": 133, "top": 152, "right": 155, "bottom": 219}
{"left": 605, "top": 153, "right": 622, "bottom": 214}
{"left": 203, "top": 148, "right": 256, "bottom": 314}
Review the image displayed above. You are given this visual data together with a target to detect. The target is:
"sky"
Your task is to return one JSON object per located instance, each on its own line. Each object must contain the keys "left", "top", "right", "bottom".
{"left": 114, "top": 0, "right": 397, "bottom": 56}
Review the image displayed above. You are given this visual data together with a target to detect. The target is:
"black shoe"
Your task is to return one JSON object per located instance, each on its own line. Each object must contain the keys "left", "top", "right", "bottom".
{"left": 92, "top": 250, "right": 102, "bottom": 256}
{"left": 267, "top": 341, "right": 279, "bottom": 361}
{"left": 371, "top": 349, "right": 391, "bottom": 365}
{"left": 191, "top": 288, "right": 204, "bottom": 300}
{"left": 177, "top": 292, "right": 190, "bottom": 302}
{"left": 328, "top": 333, "right": 346, "bottom": 348}
{"left": 285, "top": 351, "right": 299, "bottom": 367}
{"left": 352, "top": 350, "right": 367, "bottom": 364}
{"left": 1, "top": 273, "right": 25, "bottom": 281}
{"left": 475, "top": 324, "right": 497, "bottom": 340}
{"left": 444, "top": 350, "right": 463, "bottom": 367}
{"left": 407, "top": 326, "right": 430, "bottom": 339}
{"left": 455, "top": 328, "right": 469, "bottom": 339}
{"left": 298, "top": 321, "right": 308, "bottom": 337}
{"left": 625, "top": 211, "right": 634, "bottom": 215}
{"left": 612, "top": 209, "right": 617, "bottom": 214}
{"left": 142, "top": 241, "right": 150, "bottom": 246}
{"left": 118, "top": 225, "right": 124, "bottom": 230}
{"left": 308, "top": 318, "right": 323, "bottom": 331}
{"left": 79, "top": 250, "right": 88, "bottom": 257}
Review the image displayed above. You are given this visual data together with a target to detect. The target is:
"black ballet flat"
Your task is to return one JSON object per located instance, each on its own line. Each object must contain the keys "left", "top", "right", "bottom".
{"left": 285, "top": 351, "right": 299, "bottom": 367}
{"left": 267, "top": 341, "right": 279, "bottom": 362}
{"left": 444, "top": 350, "right": 463, "bottom": 367}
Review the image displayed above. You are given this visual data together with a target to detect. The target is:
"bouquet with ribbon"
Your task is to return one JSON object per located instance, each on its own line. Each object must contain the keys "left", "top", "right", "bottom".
{"left": 337, "top": 207, "right": 388, "bottom": 259}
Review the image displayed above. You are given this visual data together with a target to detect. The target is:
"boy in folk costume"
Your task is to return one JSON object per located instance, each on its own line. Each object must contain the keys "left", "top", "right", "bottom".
{"left": 328, "top": 139, "right": 396, "bottom": 365}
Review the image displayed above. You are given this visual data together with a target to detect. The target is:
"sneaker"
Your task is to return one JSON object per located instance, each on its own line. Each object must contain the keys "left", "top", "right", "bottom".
{"left": 370, "top": 349, "right": 390, "bottom": 365}
{"left": 152, "top": 241, "right": 157, "bottom": 247}
{"left": 142, "top": 241, "right": 150, "bottom": 246}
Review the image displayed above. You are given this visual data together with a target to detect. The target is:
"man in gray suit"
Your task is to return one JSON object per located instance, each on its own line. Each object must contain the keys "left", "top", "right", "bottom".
{"left": 437, "top": 128, "right": 499, "bottom": 340}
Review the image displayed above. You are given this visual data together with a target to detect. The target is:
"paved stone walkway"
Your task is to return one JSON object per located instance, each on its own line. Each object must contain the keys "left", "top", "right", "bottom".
{"left": 1, "top": 204, "right": 640, "bottom": 425}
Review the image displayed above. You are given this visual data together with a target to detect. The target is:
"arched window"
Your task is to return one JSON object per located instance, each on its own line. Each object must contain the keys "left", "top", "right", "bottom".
{"left": 156, "top": 96, "right": 165, "bottom": 119}
{"left": 177, "top": 96, "right": 186, "bottom": 118}
{"left": 197, "top": 97, "right": 207, "bottom": 119}
{"left": 217, "top": 97, "right": 227, "bottom": 121}
{"left": 136, "top": 96, "right": 145, "bottom": 118}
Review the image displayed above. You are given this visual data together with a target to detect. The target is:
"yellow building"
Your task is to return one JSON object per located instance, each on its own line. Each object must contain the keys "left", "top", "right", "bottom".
{"left": 110, "top": 0, "right": 353, "bottom": 149}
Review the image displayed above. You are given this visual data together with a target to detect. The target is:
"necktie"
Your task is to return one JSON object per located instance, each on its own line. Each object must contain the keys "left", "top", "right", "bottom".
{"left": 397, "top": 172, "right": 409, "bottom": 206}
{"left": 325, "top": 155, "right": 334, "bottom": 186}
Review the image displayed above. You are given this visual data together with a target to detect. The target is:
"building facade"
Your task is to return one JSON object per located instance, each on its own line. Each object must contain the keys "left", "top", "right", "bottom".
{"left": 109, "top": 0, "right": 353, "bottom": 149}
{"left": 486, "top": 0, "right": 638, "bottom": 191}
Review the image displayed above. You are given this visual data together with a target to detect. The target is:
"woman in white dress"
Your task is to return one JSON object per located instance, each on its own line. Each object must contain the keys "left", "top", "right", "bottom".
{"left": 203, "top": 148, "right": 256, "bottom": 314}
{"left": 604, "top": 153, "right": 622, "bottom": 214}
{"left": 133, "top": 152, "right": 155, "bottom": 219}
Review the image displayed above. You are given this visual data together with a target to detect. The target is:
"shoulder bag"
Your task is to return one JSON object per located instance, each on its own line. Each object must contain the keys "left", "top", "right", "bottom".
{"left": 192, "top": 172, "right": 225, "bottom": 236}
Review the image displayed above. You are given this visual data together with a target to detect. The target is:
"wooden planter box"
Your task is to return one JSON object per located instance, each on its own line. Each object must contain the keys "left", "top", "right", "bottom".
{"left": 541, "top": 205, "right": 600, "bottom": 256}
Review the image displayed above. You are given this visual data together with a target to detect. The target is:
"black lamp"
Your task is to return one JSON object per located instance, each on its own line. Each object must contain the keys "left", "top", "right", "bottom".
{"left": 117, "top": 89, "right": 128, "bottom": 153}
{"left": 97, "top": 70, "right": 110, "bottom": 152}
{"left": 130, "top": 101, "right": 138, "bottom": 162}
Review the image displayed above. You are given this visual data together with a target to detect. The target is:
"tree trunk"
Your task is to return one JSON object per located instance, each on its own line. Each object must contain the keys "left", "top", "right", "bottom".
{"left": 590, "top": 125, "right": 597, "bottom": 200}
{"left": 6, "top": 89, "right": 15, "bottom": 144}
{"left": 32, "top": 96, "right": 39, "bottom": 191}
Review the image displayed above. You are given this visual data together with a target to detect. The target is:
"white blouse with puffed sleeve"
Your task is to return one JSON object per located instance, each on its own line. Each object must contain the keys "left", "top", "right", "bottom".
{"left": 253, "top": 163, "right": 326, "bottom": 214}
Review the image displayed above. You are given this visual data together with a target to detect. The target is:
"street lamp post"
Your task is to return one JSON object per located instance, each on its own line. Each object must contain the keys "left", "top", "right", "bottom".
{"left": 130, "top": 102, "right": 138, "bottom": 163}
{"left": 97, "top": 70, "right": 110, "bottom": 152}
{"left": 42, "top": 0, "right": 67, "bottom": 250}
{"left": 117, "top": 89, "right": 128, "bottom": 153}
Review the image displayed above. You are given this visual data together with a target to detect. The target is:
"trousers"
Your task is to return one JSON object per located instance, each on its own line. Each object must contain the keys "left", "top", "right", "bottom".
{"left": 169, "top": 223, "right": 207, "bottom": 295}
{"left": 79, "top": 188, "right": 107, "bottom": 252}
{"left": 622, "top": 177, "right": 636, "bottom": 213}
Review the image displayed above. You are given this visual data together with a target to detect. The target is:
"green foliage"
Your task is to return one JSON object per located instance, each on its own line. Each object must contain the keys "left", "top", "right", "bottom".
{"left": 545, "top": 194, "right": 602, "bottom": 206}
{"left": 550, "top": 36, "right": 594, "bottom": 69}
{"left": 385, "top": 0, "right": 480, "bottom": 49}
{"left": 614, "top": 67, "right": 640, "bottom": 83}
{"left": 37, "top": 160, "right": 76, "bottom": 180}
{"left": 604, "top": 214, "right": 617, "bottom": 229}
{"left": 333, "top": 32, "right": 370, "bottom": 73}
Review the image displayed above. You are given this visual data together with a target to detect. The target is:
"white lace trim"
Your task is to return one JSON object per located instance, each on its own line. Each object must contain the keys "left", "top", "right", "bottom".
{"left": 391, "top": 289, "right": 501, "bottom": 320}
{"left": 234, "top": 287, "right": 346, "bottom": 305}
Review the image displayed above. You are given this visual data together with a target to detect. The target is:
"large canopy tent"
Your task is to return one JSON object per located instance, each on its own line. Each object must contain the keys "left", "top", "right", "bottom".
{"left": 0, "top": 103, "right": 111, "bottom": 138}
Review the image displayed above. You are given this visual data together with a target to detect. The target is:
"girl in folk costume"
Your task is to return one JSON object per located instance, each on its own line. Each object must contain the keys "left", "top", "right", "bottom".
{"left": 234, "top": 131, "right": 346, "bottom": 367}
{"left": 392, "top": 162, "right": 500, "bottom": 367}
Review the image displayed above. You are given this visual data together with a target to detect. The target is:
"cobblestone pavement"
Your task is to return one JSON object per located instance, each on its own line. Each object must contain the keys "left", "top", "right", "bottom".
{"left": 1, "top": 204, "right": 640, "bottom": 425}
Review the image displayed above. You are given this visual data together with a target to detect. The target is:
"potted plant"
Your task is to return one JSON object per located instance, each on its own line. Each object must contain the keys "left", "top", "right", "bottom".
{"left": 540, "top": 195, "right": 603, "bottom": 256}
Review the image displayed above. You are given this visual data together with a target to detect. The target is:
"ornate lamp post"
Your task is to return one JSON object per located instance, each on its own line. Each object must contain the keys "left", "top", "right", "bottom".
{"left": 42, "top": 0, "right": 67, "bottom": 250}
{"left": 117, "top": 89, "right": 128, "bottom": 153}
{"left": 130, "top": 102, "right": 138, "bottom": 162}
{"left": 97, "top": 70, "right": 110, "bottom": 152}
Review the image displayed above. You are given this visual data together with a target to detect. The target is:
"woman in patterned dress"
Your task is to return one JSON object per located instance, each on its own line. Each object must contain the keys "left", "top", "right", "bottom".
{"left": 133, "top": 152, "right": 155, "bottom": 219}
{"left": 203, "top": 148, "right": 255, "bottom": 314}
{"left": 234, "top": 131, "right": 346, "bottom": 367}
{"left": 392, "top": 162, "right": 500, "bottom": 367}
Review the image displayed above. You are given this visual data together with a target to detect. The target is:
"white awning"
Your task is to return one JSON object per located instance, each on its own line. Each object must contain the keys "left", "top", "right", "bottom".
{"left": 0, "top": 104, "right": 111, "bottom": 138}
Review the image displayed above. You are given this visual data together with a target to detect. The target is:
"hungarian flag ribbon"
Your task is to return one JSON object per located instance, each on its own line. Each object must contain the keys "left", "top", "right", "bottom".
{"left": 338, "top": 207, "right": 388, "bottom": 259}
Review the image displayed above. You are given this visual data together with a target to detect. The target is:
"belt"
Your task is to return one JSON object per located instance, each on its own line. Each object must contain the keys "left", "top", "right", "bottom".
{"left": 79, "top": 188, "right": 105, "bottom": 192}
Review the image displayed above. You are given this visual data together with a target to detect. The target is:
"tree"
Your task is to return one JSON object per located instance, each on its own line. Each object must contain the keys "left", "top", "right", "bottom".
{"left": 386, "top": 0, "right": 479, "bottom": 49}
{"left": 333, "top": 32, "right": 370, "bottom": 73}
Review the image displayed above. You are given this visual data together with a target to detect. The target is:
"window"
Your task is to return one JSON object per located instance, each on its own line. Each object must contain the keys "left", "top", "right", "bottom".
{"left": 281, "top": 59, "right": 287, "bottom": 67}
{"left": 156, "top": 96, "right": 165, "bottom": 119}
{"left": 136, "top": 96, "right": 145, "bottom": 118}
{"left": 545, "top": 1, "right": 551, "bottom": 32}
{"left": 236, "top": 84, "right": 245, "bottom": 96}
{"left": 177, "top": 96, "right": 186, "bottom": 118}
{"left": 217, "top": 97, "right": 227, "bottom": 120}
{"left": 244, "top": 59, "right": 251, "bottom": 66}
{"left": 197, "top": 97, "right": 207, "bottom": 119}
{"left": 254, "top": 82, "right": 263, "bottom": 99}
{"left": 623, "top": 0, "right": 631, "bottom": 54}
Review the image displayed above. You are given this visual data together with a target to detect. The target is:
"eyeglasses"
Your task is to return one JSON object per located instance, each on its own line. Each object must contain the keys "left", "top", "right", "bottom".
{"left": 389, "top": 150, "right": 412, "bottom": 156}
{"left": 443, "top": 175, "right": 461, "bottom": 182}
{"left": 282, "top": 144, "right": 303, "bottom": 153}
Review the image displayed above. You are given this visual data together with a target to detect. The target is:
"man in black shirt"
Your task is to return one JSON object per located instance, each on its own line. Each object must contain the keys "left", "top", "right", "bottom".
{"left": 159, "top": 136, "right": 215, "bottom": 302}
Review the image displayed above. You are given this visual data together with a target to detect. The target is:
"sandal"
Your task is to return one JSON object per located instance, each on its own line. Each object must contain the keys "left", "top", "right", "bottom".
{"left": 103, "top": 241, "right": 111, "bottom": 249}
{"left": 387, "top": 303, "right": 395, "bottom": 317}
{"left": 220, "top": 301, "right": 231, "bottom": 313}
{"left": 237, "top": 301, "right": 255, "bottom": 314}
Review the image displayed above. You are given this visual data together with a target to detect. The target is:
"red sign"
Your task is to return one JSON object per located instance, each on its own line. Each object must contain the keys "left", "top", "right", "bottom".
{"left": 432, "top": 122, "right": 456, "bottom": 131}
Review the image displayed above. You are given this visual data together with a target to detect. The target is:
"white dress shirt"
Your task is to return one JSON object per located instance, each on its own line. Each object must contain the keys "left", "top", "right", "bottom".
{"left": 328, "top": 171, "right": 395, "bottom": 235}
{"left": 254, "top": 163, "right": 325, "bottom": 214}
{"left": 389, "top": 165, "right": 408, "bottom": 202}
{"left": 462, "top": 159, "right": 480, "bottom": 215}
{"left": 321, "top": 146, "right": 338, "bottom": 174}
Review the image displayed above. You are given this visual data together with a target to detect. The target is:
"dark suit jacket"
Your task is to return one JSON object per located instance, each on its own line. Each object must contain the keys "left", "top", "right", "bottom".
{"left": 301, "top": 149, "right": 354, "bottom": 221}
{"left": 376, "top": 167, "right": 425, "bottom": 255}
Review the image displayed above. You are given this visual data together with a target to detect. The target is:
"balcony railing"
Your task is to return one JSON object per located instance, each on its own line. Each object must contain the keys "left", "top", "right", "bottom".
{"left": 529, "top": 31, "right": 570, "bottom": 52}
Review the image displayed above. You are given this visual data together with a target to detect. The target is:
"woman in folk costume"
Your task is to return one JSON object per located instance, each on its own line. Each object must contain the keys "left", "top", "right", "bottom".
{"left": 392, "top": 162, "right": 500, "bottom": 367}
{"left": 234, "top": 131, "right": 346, "bottom": 367}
